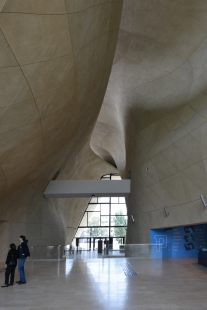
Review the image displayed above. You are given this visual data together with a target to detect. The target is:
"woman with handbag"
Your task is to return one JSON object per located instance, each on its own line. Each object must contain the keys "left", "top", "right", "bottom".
{"left": 1, "top": 243, "right": 18, "bottom": 288}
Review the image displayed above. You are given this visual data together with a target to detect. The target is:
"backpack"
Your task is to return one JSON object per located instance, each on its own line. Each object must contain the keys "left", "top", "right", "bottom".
{"left": 8, "top": 253, "right": 16, "bottom": 266}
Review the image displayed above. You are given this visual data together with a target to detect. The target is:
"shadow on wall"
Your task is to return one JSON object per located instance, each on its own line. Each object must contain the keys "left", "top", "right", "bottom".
{"left": 90, "top": 145, "right": 117, "bottom": 168}
{"left": 125, "top": 59, "right": 194, "bottom": 133}
{"left": 121, "top": 0, "right": 200, "bottom": 55}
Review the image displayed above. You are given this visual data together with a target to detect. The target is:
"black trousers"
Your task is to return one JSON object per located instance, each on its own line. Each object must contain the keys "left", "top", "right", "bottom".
{"left": 5, "top": 265, "right": 16, "bottom": 285}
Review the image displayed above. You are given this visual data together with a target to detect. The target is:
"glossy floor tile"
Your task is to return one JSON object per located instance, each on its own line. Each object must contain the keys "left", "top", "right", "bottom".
{"left": 65, "top": 249, "right": 125, "bottom": 259}
{"left": 0, "top": 256, "right": 207, "bottom": 309}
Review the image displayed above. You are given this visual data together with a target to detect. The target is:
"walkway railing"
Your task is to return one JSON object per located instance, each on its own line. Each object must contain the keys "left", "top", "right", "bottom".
{"left": 125, "top": 244, "right": 171, "bottom": 259}
{"left": 29, "top": 245, "right": 64, "bottom": 260}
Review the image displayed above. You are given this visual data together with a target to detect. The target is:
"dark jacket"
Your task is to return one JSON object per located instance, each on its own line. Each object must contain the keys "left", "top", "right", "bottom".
{"left": 17, "top": 240, "right": 30, "bottom": 259}
{"left": 5, "top": 249, "right": 18, "bottom": 266}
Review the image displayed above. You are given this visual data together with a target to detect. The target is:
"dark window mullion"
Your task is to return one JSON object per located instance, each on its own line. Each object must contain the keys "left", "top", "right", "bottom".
{"left": 109, "top": 196, "right": 111, "bottom": 238}
{"left": 78, "top": 226, "right": 126, "bottom": 228}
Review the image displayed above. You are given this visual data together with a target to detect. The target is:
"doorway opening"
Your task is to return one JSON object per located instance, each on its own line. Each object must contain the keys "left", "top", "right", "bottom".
{"left": 72, "top": 174, "right": 127, "bottom": 252}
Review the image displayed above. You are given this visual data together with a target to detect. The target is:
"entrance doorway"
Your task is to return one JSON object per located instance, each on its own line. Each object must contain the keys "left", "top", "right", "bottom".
{"left": 72, "top": 174, "right": 128, "bottom": 253}
{"left": 75, "top": 237, "right": 125, "bottom": 251}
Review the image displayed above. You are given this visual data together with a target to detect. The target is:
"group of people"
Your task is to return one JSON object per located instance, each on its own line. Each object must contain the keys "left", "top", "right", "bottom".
{"left": 1, "top": 235, "right": 30, "bottom": 287}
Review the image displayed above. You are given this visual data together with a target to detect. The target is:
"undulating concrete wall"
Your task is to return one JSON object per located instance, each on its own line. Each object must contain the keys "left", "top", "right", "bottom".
{"left": 0, "top": 143, "right": 116, "bottom": 261}
{"left": 4, "top": 0, "right": 207, "bottom": 255}
{"left": 0, "top": 0, "right": 122, "bottom": 261}
{"left": 91, "top": 0, "right": 207, "bottom": 243}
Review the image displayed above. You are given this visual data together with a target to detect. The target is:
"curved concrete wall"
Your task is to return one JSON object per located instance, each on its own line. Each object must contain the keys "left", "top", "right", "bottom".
{"left": 91, "top": 0, "right": 207, "bottom": 243}
{"left": 0, "top": 0, "right": 122, "bottom": 260}
{"left": 3, "top": 0, "right": 207, "bottom": 256}
{"left": 0, "top": 142, "right": 117, "bottom": 261}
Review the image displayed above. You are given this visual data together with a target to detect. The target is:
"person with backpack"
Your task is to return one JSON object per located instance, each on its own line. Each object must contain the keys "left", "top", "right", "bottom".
{"left": 16, "top": 235, "right": 30, "bottom": 285}
{"left": 1, "top": 243, "right": 18, "bottom": 288}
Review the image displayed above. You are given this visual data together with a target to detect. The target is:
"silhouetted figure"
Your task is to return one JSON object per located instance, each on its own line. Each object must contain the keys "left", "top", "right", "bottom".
{"left": 1, "top": 243, "right": 18, "bottom": 288}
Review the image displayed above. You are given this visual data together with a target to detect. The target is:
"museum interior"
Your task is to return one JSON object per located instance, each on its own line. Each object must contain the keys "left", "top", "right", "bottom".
{"left": 1, "top": 0, "right": 207, "bottom": 309}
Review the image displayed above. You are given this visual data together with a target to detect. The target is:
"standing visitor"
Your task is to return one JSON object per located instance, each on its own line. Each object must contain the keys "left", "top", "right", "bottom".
{"left": 17, "top": 235, "right": 30, "bottom": 285}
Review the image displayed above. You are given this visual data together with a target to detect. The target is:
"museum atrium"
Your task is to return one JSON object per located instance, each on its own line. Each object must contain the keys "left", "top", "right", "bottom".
{"left": 0, "top": 0, "right": 207, "bottom": 309}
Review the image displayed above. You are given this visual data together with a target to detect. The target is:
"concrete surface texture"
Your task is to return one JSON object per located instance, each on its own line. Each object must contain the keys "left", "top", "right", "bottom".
{"left": 0, "top": 0, "right": 122, "bottom": 261}
{"left": 1, "top": 0, "right": 207, "bottom": 261}
{"left": 91, "top": 0, "right": 207, "bottom": 243}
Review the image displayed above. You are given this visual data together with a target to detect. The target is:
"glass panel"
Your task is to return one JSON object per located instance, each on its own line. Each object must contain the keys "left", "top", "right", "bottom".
{"left": 88, "top": 227, "right": 109, "bottom": 237}
{"left": 87, "top": 211, "right": 100, "bottom": 217}
{"left": 79, "top": 228, "right": 90, "bottom": 238}
{"left": 101, "top": 204, "right": 110, "bottom": 215}
{"left": 74, "top": 173, "right": 128, "bottom": 242}
{"left": 112, "top": 237, "right": 124, "bottom": 250}
{"left": 101, "top": 216, "right": 109, "bottom": 226}
{"left": 111, "top": 215, "right": 127, "bottom": 226}
{"left": 90, "top": 197, "right": 98, "bottom": 203}
{"left": 119, "top": 197, "right": 126, "bottom": 203}
{"left": 88, "top": 213, "right": 100, "bottom": 227}
{"left": 98, "top": 197, "right": 110, "bottom": 203}
{"left": 110, "top": 227, "right": 126, "bottom": 237}
{"left": 111, "top": 175, "right": 121, "bottom": 180}
{"left": 79, "top": 237, "right": 90, "bottom": 250}
{"left": 87, "top": 204, "right": 100, "bottom": 212}
{"left": 75, "top": 228, "right": 84, "bottom": 238}
{"left": 79, "top": 213, "right": 87, "bottom": 227}
{"left": 111, "top": 204, "right": 127, "bottom": 215}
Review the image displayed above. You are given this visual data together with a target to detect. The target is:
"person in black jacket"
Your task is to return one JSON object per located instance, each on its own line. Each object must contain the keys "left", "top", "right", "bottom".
{"left": 16, "top": 235, "right": 30, "bottom": 285}
{"left": 1, "top": 243, "right": 18, "bottom": 288}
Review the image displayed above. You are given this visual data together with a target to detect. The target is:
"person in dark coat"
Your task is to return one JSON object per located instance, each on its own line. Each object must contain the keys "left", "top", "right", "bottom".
{"left": 1, "top": 243, "right": 18, "bottom": 288}
{"left": 16, "top": 235, "right": 30, "bottom": 285}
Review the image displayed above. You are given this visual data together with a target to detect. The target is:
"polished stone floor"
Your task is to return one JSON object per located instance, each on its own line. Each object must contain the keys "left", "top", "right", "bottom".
{"left": 0, "top": 256, "right": 207, "bottom": 310}
{"left": 65, "top": 249, "right": 125, "bottom": 259}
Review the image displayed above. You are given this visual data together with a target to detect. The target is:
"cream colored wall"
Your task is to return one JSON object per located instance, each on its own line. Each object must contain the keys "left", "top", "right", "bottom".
{"left": 0, "top": 141, "right": 117, "bottom": 261}
{"left": 127, "top": 108, "right": 207, "bottom": 243}
{"left": 0, "top": 0, "right": 122, "bottom": 261}
{"left": 91, "top": 0, "right": 207, "bottom": 243}
{"left": 3, "top": 0, "right": 207, "bottom": 255}
{"left": 50, "top": 142, "right": 117, "bottom": 247}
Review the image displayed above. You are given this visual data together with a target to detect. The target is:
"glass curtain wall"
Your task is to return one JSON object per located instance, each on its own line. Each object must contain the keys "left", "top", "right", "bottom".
{"left": 74, "top": 174, "right": 128, "bottom": 250}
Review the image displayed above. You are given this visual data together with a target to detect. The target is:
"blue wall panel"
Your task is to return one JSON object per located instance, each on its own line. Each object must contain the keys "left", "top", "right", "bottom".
{"left": 150, "top": 224, "right": 207, "bottom": 258}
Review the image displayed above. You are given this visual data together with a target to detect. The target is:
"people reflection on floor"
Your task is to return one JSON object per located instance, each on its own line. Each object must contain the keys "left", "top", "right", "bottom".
{"left": 1, "top": 243, "right": 18, "bottom": 288}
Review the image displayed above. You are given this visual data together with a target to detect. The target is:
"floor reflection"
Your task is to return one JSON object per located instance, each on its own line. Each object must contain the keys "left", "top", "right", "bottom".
{"left": 65, "top": 258, "right": 74, "bottom": 275}
{"left": 86, "top": 258, "right": 128, "bottom": 309}
{"left": 65, "top": 251, "right": 128, "bottom": 309}
{"left": 0, "top": 256, "right": 206, "bottom": 310}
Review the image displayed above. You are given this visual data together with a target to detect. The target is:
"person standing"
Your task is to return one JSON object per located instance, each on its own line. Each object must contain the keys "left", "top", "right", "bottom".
{"left": 17, "top": 235, "right": 30, "bottom": 285}
{"left": 1, "top": 243, "right": 18, "bottom": 288}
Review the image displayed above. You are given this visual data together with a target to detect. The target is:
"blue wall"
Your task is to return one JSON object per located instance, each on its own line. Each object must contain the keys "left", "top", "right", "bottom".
{"left": 150, "top": 224, "right": 207, "bottom": 258}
